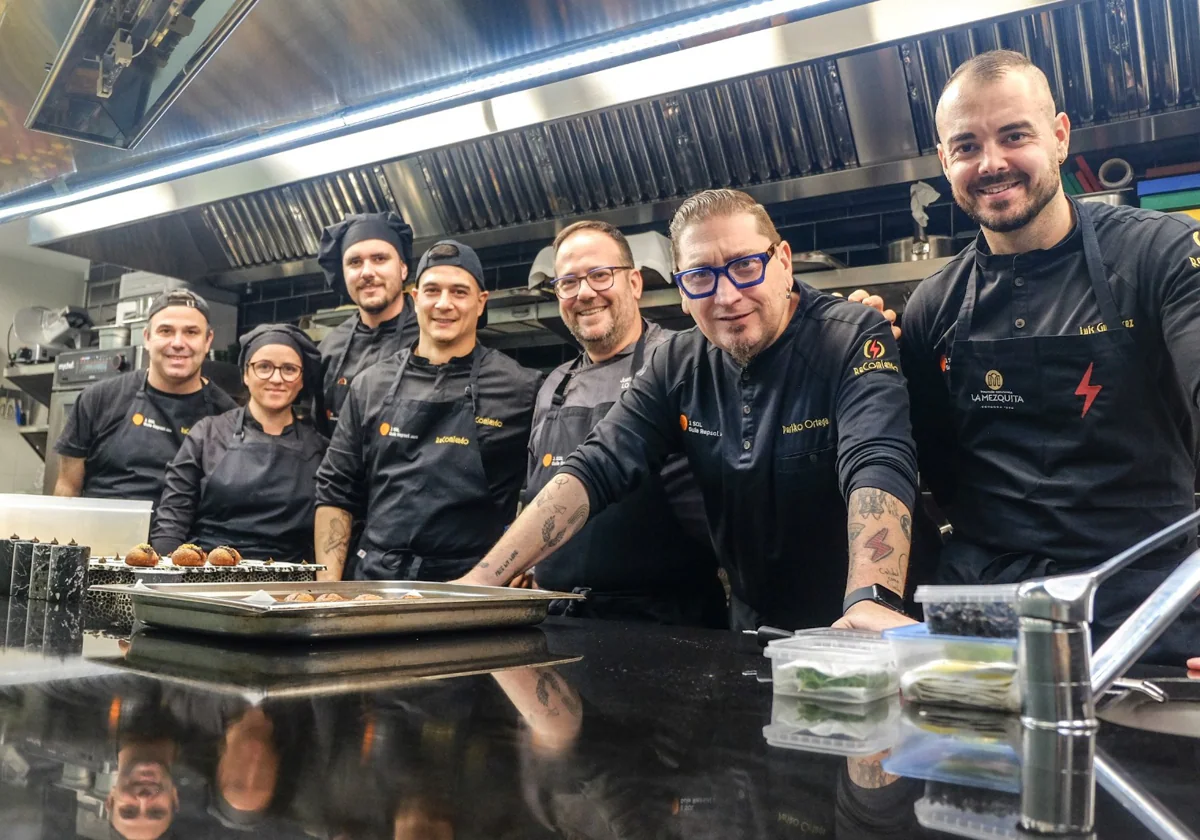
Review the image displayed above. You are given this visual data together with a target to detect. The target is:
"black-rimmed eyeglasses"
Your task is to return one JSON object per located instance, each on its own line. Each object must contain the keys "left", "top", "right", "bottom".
{"left": 248, "top": 361, "right": 303, "bottom": 382}
{"left": 549, "top": 266, "right": 633, "bottom": 300}
{"left": 672, "top": 243, "right": 780, "bottom": 300}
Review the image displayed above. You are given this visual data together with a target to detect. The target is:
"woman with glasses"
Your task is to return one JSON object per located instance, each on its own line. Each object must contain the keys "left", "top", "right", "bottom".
{"left": 151, "top": 324, "right": 328, "bottom": 563}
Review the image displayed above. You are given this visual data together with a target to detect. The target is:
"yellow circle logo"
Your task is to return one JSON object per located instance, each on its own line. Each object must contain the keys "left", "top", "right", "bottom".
{"left": 379, "top": 423, "right": 391, "bottom": 436}
{"left": 985, "top": 370, "right": 1004, "bottom": 391}
{"left": 131, "top": 413, "right": 145, "bottom": 426}
{"left": 542, "top": 453, "right": 553, "bottom": 468}
{"left": 679, "top": 414, "right": 688, "bottom": 431}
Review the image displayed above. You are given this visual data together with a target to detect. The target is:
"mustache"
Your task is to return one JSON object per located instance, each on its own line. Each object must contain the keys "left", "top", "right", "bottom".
{"left": 972, "top": 172, "right": 1027, "bottom": 189}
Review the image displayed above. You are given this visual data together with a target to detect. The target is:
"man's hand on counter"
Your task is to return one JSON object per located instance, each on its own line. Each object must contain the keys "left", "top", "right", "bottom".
{"left": 832, "top": 600, "right": 916, "bottom": 632}
{"left": 843, "top": 289, "right": 900, "bottom": 341}
{"left": 1187, "top": 656, "right": 1200, "bottom": 678}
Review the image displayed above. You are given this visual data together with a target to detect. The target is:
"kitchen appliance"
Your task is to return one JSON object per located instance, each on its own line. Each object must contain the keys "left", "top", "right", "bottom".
{"left": 886, "top": 235, "right": 958, "bottom": 263}
{"left": 11, "top": 305, "right": 93, "bottom": 362}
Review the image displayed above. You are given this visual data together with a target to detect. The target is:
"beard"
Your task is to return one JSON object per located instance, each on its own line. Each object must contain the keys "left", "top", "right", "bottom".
{"left": 567, "top": 297, "right": 637, "bottom": 355}
{"left": 956, "top": 168, "right": 1060, "bottom": 234}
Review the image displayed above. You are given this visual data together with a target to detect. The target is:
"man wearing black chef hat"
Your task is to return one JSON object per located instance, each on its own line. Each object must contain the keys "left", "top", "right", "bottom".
{"left": 460, "top": 188, "right": 920, "bottom": 633}
{"left": 314, "top": 239, "right": 541, "bottom": 581}
{"left": 316, "top": 210, "right": 421, "bottom": 428}
{"left": 53, "top": 290, "right": 238, "bottom": 512}
{"left": 521, "top": 220, "right": 726, "bottom": 627}
{"left": 151, "top": 323, "right": 328, "bottom": 563}
{"left": 897, "top": 50, "right": 1200, "bottom": 664}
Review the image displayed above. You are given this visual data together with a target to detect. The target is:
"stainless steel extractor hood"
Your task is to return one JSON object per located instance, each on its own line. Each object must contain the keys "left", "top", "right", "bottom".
{"left": 25, "top": 0, "right": 260, "bottom": 149}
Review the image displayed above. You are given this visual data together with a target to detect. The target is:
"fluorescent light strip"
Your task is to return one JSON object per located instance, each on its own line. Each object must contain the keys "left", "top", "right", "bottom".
{"left": 0, "top": 0, "right": 832, "bottom": 225}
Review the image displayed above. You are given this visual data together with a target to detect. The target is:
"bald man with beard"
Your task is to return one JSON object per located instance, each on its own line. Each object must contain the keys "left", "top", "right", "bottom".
{"left": 898, "top": 50, "right": 1200, "bottom": 665}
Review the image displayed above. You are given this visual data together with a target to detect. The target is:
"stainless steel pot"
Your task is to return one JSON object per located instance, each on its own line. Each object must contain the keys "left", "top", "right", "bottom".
{"left": 886, "top": 235, "right": 957, "bottom": 262}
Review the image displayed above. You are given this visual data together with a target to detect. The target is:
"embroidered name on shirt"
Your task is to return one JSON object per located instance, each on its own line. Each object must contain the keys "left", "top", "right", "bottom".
{"left": 620, "top": 375, "right": 633, "bottom": 390}
{"left": 781, "top": 418, "right": 830, "bottom": 434}
{"left": 853, "top": 360, "right": 900, "bottom": 376}
{"left": 436, "top": 435, "right": 470, "bottom": 445}
{"left": 1079, "top": 318, "right": 1134, "bottom": 335}
{"left": 475, "top": 416, "right": 503, "bottom": 428}
{"left": 1188, "top": 256, "right": 1200, "bottom": 269}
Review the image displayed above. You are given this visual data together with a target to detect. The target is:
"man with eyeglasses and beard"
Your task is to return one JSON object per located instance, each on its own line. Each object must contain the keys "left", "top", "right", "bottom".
{"left": 895, "top": 50, "right": 1200, "bottom": 666}
{"left": 521, "top": 220, "right": 726, "bottom": 627}
{"left": 459, "top": 189, "right": 920, "bottom": 633}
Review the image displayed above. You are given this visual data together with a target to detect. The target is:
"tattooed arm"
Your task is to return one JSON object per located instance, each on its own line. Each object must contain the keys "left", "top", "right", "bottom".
{"left": 833, "top": 487, "right": 918, "bottom": 631}
{"left": 457, "top": 473, "right": 591, "bottom": 586}
{"left": 491, "top": 666, "right": 583, "bottom": 756}
{"left": 314, "top": 506, "right": 353, "bottom": 581}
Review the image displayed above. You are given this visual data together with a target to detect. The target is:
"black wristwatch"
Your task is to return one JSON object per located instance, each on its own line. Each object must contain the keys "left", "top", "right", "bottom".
{"left": 842, "top": 584, "right": 906, "bottom": 616}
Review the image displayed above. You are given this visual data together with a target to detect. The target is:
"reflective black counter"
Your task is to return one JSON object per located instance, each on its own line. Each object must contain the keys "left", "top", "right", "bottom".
{"left": 0, "top": 596, "right": 1197, "bottom": 839}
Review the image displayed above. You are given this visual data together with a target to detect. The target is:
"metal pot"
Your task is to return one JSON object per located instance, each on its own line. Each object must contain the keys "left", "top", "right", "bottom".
{"left": 886, "top": 235, "right": 957, "bottom": 262}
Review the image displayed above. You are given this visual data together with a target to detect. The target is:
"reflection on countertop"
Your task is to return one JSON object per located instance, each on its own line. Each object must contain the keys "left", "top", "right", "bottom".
{"left": 0, "top": 598, "right": 1197, "bottom": 838}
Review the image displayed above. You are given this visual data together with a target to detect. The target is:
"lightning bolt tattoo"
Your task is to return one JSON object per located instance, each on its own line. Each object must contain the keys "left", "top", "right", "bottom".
{"left": 864, "top": 528, "right": 894, "bottom": 563}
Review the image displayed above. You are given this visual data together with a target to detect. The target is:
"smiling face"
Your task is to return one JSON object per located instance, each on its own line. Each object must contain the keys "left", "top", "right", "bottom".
{"left": 108, "top": 759, "right": 178, "bottom": 840}
{"left": 937, "top": 68, "right": 1069, "bottom": 234}
{"left": 143, "top": 307, "right": 213, "bottom": 385}
{"left": 675, "top": 211, "right": 793, "bottom": 365}
{"left": 244, "top": 343, "right": 304, "bottom": 413}
{"left": 554, "top": 228, "right": 643, "bottom": 357}
{"left": 415, "top": 265, "right": 487, "bottom": 349}
{"left": 343, "top": 238, "right": 408, "bottom": 315}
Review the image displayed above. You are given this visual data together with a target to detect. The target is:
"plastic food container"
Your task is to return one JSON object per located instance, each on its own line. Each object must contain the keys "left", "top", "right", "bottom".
{"left": 914, "top": 782, "right": 1021, "bottom": 839}
{"left": 0, "top": 495, "right": 151, "bottom": 559}
{"left": 885, "top": 623, "right": 1020, "bottom": 712}
{"left": 763, "top": 693, "right": 901, "bottom": 756}
{"left": 764, "top": 630, "right": 898, "bottom": 703}
{"left": 883, "top": 706, "right": 1022, "bottom": 793}
{"left": 914, "top": 584, "right": 1019, "bottom": 638}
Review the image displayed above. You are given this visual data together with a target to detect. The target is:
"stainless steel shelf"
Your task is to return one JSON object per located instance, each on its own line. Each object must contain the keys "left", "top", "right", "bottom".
{"left": 17, "top": 425, "right": 49, "bottom": 461}
{"left": 3, "top": 363, "right": 56, "bottom": 407}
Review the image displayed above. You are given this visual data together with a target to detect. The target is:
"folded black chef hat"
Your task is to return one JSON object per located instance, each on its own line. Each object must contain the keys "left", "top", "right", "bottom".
{"left": 317, "top": 211, "right": 414, "bottom": 288}
{"left": 147, "top": 289, "right": 211, "bottom": 323}
{"left": 238, "top": 323, "right": 326, "bottom": 430}
{"left": 414, "top": 238, "right": 490, "bottom": 328}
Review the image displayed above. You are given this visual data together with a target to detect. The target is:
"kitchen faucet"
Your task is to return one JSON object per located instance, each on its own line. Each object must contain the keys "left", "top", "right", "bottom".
{"left": 1016, "top": 509, "right": 1200, "bottom": 731}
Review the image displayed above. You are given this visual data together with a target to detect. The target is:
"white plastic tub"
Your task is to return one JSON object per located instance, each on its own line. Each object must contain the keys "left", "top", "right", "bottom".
{"left": 0, "top": 494, "right": 151, "bottom": 558}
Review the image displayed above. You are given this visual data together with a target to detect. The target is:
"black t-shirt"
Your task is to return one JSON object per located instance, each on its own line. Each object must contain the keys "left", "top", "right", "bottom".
{"left": 54, "top": 370, "right": 238, "bottom": 502}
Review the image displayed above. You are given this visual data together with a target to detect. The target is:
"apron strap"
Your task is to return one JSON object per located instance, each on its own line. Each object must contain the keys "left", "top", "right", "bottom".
{"left": 551, "top": 321, "right": 651, "bottom": 407}
{"left": 382, "top": 349, "right": 414, "bottom": 406}
{"left": 328, "top": 312, "right": 362, "bottom": 388}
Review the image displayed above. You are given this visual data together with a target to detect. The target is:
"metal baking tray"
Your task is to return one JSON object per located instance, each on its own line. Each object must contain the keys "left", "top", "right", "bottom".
{"left": 87, "top": 626, "right": 581, "bottom": 701}
{"left": 88, "top": 581, "right": 584, "bottom": 640}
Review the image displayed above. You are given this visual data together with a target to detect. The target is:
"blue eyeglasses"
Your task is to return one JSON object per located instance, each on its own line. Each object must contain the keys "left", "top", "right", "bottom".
{"left": 672, "top": 243, "right": 780, "bottom": 300}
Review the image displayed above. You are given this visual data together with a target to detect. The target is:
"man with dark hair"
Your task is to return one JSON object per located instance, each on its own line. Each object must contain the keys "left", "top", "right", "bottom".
{"left": 460, "top": 189, "right": 920, "bottom": 633}
{"left": 53, "top": 290, "right": 238, "bottom": 509}
{"left": 898, "top": 49, "right": 1200, "bottom": 663}
{"left": 522, "top": 219, "right": 726, "bottom": 627}
{"left": 316, "top": 211, "right": 421, "bottom": 427}
{"left": 314, "top": 240, "right": 541, "bottom": 581}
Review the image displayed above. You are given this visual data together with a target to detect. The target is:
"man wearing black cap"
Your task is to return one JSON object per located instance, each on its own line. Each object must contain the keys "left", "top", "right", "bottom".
{"left": 53, "top": 290, "right": 238, "bottom": 508}
{"left": 316, "top": 211, "right": 421, "bottom": 427}
{"left": 314, "top": 240, "right": 542, "bottom": 581}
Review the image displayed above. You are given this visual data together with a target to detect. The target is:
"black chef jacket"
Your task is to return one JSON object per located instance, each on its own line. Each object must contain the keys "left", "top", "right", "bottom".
{"left": 318, "top": 304, "right": 419, "bottom": 423}
{"left": 315, "top": 344, "right": 542, "bottom": 558}
{"left": 558, "top": 283, "right": 919, "bottom": 630}
{"left": 54, "top": 370, "right": 238, "bottom": 502}
{"left": 151, "top": 409, "right": 329, "bottom": 561}
{"left": 901, "top": 201, "right": 1200, "bottom": 661}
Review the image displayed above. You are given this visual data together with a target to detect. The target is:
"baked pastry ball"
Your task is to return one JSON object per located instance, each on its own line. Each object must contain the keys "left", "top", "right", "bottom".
{"left": 170, "top": 544, "right": 206, "bottom": 567}
{"left": 353, "top": 593, "right": 383, "bottom": 601}
{"left": 125, "top": 544, "right": 160, "bottom": 567}
{"left": 315, "top": 593, "right": 346, "bottom": 602}
{"left": 208, "top": 546, "right": 242, "bottom": 566}
{"left": 283, "top": 592, "right": 316, "bottom": 603}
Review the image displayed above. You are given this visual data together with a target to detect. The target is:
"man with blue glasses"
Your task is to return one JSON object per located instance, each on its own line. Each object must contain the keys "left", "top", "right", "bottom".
{"left": 460, "top": 189, "right": 919, "bottom": 632}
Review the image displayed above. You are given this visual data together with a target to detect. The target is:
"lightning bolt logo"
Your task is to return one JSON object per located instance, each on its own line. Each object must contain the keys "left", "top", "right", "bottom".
{"left": 1075, "top": 362, "right": 1102, "bottom": 418}
{"left": 864, "top": 528, "right": 894, "bottom": 562}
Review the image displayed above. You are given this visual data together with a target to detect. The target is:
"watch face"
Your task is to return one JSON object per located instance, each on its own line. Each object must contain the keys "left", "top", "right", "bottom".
{"left": 873, "top": 585, "right": 905, "bottom": 612}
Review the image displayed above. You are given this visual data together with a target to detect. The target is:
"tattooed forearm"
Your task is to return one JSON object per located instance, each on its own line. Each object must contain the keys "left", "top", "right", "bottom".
{"left": 845, "top": 488, "right": 912, "bottom": 597}
{"left": 492, "top": 550, "right": 519, "bottom": 579}
{"left": 314, "top": 506, "right": 353, "bottom": 581}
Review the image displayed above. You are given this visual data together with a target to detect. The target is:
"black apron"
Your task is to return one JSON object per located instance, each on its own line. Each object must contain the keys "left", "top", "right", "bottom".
{"left": 523, "top": 333, "right": 726, "bottom": 628}
{"left": 940, "top": 203, "right": 1199, "bottom": 662}
{"left": 322, "top": 309, "right": 414, "bottom": 426}
{"left": 83, "top": 372, "right": 219, "bottom": 504}
{"left": 353, "top": 349, "right": 506, "bottom": 581}
{"left": 193, "top": 408, "right": 324, "bottom": 562}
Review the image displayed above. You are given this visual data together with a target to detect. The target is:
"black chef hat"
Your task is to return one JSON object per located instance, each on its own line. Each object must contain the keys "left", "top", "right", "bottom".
{"left": 238, "top": 323, "right": 326, "bottom": 429}
{"left": 317, "top": 211, "right": 414, "bottom": 289}
{"left": 415, "top": 239, "right": 490, "bottom": 328}
{"left": 147, "top": 289, "right": 211, "bottom": 323}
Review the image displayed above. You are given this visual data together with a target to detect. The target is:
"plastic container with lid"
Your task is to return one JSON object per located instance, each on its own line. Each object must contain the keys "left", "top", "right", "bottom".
{"left": 914, "top": 584, "right": 1020, "bottom": 638}
{"left": 763, "top": 630, "right": 898, "bottom": 703}
{"left": 913, "top": 783, "right": 1021, "bottom": 839}
{"left": 885, "top": 623, "right": 1020, "bottom": 712}
{"left": 763, "top": 693, "right": 901, "bottom": 756}
{"left": 883, "top": 705, "right": 1022, "bottom": 793}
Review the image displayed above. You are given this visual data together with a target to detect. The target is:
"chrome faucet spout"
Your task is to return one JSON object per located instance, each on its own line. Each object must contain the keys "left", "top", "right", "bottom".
{"left": 1090, "top": 548, "right": 1200, "bottom": 699}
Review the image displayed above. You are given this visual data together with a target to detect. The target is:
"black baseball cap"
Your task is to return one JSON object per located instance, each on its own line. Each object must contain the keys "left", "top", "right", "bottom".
{"left": 147, "top": 289, "right": 211, "bottom": 323}
{"left": 415, "top": 239, "right": 490, "bottom": 328}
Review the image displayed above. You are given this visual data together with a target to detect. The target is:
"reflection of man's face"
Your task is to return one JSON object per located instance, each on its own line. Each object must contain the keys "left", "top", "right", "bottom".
{"left": 108, "top": 760, "right": 178, "bottom": 840}
{"left": 217, "top": 707, "right": 280, "bottom": 816}
{"left": 394, "top": 802, "right": 454, "bottom": 840}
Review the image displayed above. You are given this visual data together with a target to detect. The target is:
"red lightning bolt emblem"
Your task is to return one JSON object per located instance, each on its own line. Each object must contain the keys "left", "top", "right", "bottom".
{"left": 864, "top": 528, "right": 895, "bottom": 563}
{"left": 1075, "top": 362, "right": 1102, "bottom": 418}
